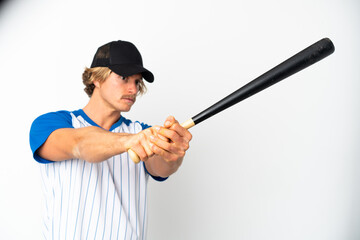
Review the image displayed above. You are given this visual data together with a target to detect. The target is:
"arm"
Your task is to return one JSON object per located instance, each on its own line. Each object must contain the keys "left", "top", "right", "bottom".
{"left": 34, "top": 113, "right": 191, "bottom": 178}
{"left": 144, "top": 116, "right": 193, "bottom": 178}
{"left": 37, "top": 126, "right": 157, "bottom": 163}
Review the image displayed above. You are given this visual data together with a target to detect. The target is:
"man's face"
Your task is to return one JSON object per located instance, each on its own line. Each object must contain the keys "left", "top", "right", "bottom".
{"left": 96, "top": 72, "right": 143, "bottom": 112}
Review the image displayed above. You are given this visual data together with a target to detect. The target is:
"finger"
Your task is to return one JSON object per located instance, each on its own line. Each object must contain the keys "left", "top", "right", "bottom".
{"left": 169, "top": 122, "right": 193, "bottom": 141}
{"left": 155, "top": 126, "right": 182, "bottom": 144}
{"left": 153, "top": 125, "right": 170, "bottom": 142}
{"left": 150, "top": 142, "right": 183, "bottom": 162}
{"left": 139, "top": 131, "right": 156, "bottom": 158}
{"left": 142, "top": 141, "right": 154, "bottom": 160}
{"left": 162, "top": 116, "right": 192, "bottom": 141}
{"left": 134, "top": 131, "right": 155, "bottom": 161}
{"left": 130, "top": 145, "right": 148, "bottom": 162}
{"left": 150, "top": 135, "right": 173, "bottom": 152}
{"left": 159, "top": 122, "right": 192, "bottom": 144}
{"left": 150, "top": 135, "right": 187, "bottom": 155}
{"left": 164, "top": 116, "right": 177, "bottom": 128}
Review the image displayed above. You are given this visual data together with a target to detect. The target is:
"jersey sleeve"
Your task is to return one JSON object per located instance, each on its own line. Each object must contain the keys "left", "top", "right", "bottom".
{"left": 29, "top": 111, "right": 73, "bottom": 163}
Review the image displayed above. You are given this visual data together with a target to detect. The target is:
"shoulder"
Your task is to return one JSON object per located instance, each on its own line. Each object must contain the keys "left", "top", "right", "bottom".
{"left": 29, "top": 110, "right": 75, "bottom": 163}
{"left": 30, "top": 110, "right": 80, "bottom": 133}
{"left": 32, "top": 110, "right": 73, "bottom": 124}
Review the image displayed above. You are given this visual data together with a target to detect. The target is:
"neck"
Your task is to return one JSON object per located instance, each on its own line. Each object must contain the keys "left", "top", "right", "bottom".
{"left": 83, "top": 93, "right": 121, "bottom": 130}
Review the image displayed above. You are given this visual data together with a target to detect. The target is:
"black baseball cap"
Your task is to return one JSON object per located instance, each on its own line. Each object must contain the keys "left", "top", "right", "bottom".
{"left": 90, "top": 40, "right": 154, "bottom": 83}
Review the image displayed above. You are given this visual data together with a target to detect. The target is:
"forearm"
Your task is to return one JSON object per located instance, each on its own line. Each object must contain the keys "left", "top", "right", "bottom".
{"left": 76, "top": 127, "right": 186, "bottom": 172}
{"left": 145, "top": 155, "right": 184, "bottom": 178}
{"left": 73, "top": 126, "right": 130, "bottom": 162}
{"left": 38, "top": 126, "right": 133, "bottom": 163}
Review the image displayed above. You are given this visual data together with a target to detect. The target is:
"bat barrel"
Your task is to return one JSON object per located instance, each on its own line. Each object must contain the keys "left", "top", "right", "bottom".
{"left": 192, "top": 38, "right": 335, "bottom": 125}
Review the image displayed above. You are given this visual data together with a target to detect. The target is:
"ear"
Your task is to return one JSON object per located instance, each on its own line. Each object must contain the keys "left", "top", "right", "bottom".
{"left": 93, "top": 79, "right": 101, "bottom": 88}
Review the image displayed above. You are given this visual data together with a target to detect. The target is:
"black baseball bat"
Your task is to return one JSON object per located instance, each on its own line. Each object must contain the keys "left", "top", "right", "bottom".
{"left": 129, "top": 38, "right": 335, "bottom": 163}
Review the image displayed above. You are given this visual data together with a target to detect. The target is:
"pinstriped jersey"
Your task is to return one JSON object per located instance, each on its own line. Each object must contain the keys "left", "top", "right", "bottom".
{"left": 29, "top": 109, "right": 166, "bottom": 240}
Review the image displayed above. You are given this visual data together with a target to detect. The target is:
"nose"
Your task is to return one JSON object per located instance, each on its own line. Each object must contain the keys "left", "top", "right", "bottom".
{"left": 127, "top": 80, "right": 138, "bottom": 94}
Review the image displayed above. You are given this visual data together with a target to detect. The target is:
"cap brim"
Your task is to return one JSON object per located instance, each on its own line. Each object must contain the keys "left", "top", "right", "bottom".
{"left": 109, "top": 64, "right": 154, "bottom": 83}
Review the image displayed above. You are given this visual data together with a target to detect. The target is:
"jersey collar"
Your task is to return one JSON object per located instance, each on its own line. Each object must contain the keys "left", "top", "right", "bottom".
{"left": 74, "top": 109, "right": 125, "bottom": 131}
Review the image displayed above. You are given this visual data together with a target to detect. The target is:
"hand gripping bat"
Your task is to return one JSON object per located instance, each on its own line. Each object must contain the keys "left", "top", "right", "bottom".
{"left": 128, "top": 38, "right": 335, "bottom": 163}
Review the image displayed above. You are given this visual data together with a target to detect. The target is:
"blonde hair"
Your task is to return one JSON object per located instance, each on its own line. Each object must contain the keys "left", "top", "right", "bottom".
{"left": 82, "top": 67, "right": 147, "bottom": 97}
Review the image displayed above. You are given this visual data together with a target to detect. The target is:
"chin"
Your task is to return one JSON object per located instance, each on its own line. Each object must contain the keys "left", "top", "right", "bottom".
{"left": 116, "top": 102, "right": 134, "bottom": 112}
{"left": 118, "top": 106, "right": 132, "bottom": 112}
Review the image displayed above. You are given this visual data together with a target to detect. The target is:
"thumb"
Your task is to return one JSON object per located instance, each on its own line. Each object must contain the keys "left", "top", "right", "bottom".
{"left": 164, "top": 116, "right": 176, "bottom": 128}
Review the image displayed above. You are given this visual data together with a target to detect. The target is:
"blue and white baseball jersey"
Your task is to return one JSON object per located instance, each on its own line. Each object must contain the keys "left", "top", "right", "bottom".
{"left": 29, "top": 109, "right": 166, "bottom": 240}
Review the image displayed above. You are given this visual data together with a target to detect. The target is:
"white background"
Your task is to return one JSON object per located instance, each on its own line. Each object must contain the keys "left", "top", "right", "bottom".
{"left": 0, "top": 0, "right": 359, "bottom": 239}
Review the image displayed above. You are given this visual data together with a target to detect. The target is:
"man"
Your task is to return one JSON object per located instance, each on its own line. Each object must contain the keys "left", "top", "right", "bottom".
{"left": 29, "top": 40, "right": 192, "bottom": 239}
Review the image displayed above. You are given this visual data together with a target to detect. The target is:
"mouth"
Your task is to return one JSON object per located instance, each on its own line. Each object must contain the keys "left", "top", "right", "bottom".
{"left": 121, "top": 95, "right": 136, "bottom": 104}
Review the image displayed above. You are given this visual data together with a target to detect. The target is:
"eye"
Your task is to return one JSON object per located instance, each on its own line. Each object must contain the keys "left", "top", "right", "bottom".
{"left": 121, "top": 76, "right": 128, "bottom": 81}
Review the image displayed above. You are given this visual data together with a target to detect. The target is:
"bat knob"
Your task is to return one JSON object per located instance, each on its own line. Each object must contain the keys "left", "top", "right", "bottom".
{"left": 128, "top": 149, "right": 141, "bottom": 164}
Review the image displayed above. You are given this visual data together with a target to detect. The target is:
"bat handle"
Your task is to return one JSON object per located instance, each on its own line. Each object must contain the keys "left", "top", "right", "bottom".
{"left": 127, "top": 119, "right": 195, "bottom": 164}
{"left": 181, "top": 118, "right": 196, "bottom": 129}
